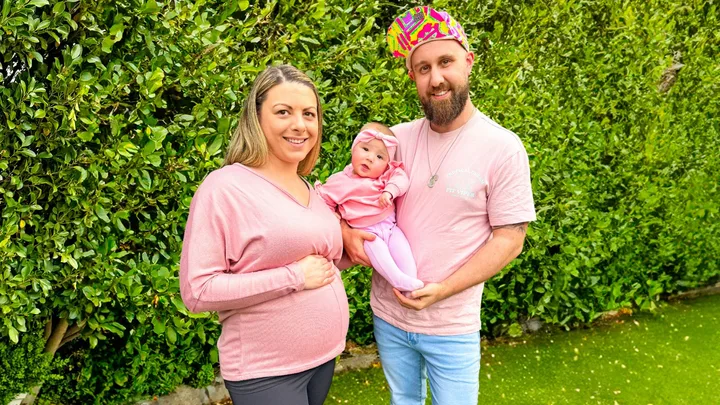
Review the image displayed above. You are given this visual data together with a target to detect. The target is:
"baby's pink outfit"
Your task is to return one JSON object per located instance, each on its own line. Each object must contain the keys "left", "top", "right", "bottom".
{"left": 315, "top": 163, "right": 424, "bottom": 292}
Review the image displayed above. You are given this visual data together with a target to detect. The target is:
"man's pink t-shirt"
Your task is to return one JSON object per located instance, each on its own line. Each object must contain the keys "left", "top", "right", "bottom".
{"left": 370, "top": 112, "right": 536, "bottom": 335}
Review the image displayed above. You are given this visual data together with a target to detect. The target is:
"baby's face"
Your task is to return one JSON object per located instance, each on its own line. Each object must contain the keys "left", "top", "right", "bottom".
{"left": 352, "top": 138, "right": 390, "bottom": 179}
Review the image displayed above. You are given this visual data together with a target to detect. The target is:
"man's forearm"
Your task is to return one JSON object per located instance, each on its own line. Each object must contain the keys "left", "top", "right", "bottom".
{"left": 440, "top": 225, "right": 527, "bottom": 299}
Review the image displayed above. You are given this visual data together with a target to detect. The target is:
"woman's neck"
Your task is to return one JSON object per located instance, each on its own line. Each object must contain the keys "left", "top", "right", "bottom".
{"left": 256, "top": 157, "right": 301, "bottom": 183}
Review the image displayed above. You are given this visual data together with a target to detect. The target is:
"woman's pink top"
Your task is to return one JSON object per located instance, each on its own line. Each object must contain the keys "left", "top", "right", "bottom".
{"left": 180, "top": 163, "right": 349, "bottom": 381}
{"left": 315, "top": 162, "right": 409, "bottom": 228}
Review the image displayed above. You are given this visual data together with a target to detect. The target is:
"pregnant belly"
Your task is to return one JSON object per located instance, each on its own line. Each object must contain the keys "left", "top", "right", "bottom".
{"left": 220, "top": 278, "right": 349, "bottom": 375}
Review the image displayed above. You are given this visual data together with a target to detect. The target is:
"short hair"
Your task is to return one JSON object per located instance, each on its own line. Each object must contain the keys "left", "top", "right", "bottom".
{"left": 223, "top": 64, "right": 323, "bottom": 176}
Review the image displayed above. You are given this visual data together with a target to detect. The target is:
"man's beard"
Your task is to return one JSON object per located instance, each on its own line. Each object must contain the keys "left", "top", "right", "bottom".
{"left": 420, "top": 81, "right": 469, "bottom": 127}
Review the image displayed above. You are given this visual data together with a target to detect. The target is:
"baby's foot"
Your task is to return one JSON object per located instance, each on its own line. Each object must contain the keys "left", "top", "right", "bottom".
{"left": 395, "top": 277, "right": 424, "bottom": 293}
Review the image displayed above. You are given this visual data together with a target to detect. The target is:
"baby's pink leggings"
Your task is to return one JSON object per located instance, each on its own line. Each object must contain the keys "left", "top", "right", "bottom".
{"left": 361, "top": 212, "right": 424, "bottom": 292}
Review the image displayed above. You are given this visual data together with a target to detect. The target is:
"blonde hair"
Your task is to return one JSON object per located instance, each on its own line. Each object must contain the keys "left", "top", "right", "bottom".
{"left": 223, "top": 65, "right": 323, "bottom": 176}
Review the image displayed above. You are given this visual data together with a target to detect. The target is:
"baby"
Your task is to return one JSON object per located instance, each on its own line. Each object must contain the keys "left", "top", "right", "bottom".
{"left": 315, "top": 123, "right": 424, "bottom": 292}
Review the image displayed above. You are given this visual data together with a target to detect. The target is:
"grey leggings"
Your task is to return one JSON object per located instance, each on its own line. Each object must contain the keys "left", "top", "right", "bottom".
{"left": 224, "top": 358, "right": 335, "bottom": 405}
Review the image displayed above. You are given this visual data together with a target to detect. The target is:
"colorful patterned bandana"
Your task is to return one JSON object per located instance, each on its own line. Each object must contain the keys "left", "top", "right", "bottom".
{"left": 387, "top": 6, "right": 470, "bottom": 69}
{"left": 352, "top": 129, "right": 399, "bottom": 159}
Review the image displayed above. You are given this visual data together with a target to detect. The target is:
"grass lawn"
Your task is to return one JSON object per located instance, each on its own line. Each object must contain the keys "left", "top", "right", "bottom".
{"left": 327, "top": 294, "right": 720, "bottom": 404}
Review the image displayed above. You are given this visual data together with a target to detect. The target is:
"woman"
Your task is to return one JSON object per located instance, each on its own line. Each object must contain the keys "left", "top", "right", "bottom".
{"left": 180, "top": 64, "right": 349, "bottom": 405}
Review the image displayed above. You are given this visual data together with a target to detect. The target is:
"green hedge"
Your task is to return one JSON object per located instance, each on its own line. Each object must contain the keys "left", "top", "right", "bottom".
{"left": 0, "top": 331, "right": 55, "bottom": 405}
{"left": 1, "top": 0, "right": 718, "bottom": 402}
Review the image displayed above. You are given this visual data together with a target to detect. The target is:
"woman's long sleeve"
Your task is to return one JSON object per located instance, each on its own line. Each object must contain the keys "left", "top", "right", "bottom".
{"left": 179, "top": 185, "right": 305, "bottom": 313}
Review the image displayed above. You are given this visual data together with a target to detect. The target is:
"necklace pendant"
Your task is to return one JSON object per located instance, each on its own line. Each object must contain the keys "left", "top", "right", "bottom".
{"left": 428, "top": 174, "right": 439, "bottom": 188}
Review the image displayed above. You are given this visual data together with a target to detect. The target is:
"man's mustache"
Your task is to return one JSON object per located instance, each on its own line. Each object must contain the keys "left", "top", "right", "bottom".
{"left": 427, "top": 85, "right": 451, "bottom": 97}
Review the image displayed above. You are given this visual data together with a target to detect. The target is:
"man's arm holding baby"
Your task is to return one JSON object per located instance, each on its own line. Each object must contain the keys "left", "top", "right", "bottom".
{"left": 391, "top": 222, "right": 527, "bottom": 310}
{"left": 338, "top": 221, "right": 375, "bottom": 268}
{"left": 340, "top": 222, "right": 527, "bottom": 293}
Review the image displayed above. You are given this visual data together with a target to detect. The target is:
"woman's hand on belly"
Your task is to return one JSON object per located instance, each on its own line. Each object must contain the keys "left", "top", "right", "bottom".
{"left": 298, "top": 255, "right": 335, "bottom": 289}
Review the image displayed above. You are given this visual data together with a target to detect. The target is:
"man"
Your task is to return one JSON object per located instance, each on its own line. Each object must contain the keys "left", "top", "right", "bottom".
{"left": 341, "top": 6, "right": 537, "bottom": 405}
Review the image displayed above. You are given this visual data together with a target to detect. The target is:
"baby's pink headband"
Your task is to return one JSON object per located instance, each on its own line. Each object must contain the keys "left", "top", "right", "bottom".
{"left": 352, "top": 129, "right": 399, "bottom": 159}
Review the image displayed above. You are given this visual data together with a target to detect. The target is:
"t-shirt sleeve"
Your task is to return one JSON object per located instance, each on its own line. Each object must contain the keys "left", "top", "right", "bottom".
{"left": 487, "top": 148, "right": 537, "bottom": 227}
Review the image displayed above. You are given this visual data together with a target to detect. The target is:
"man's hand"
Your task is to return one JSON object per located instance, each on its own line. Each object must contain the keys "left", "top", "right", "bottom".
{"left": 392, "top": 283, "right": 450, "bottom": 311}
{"left": 378, "top": 191, "right": 393, "bottom": 208}
{"left": 391, "top": 222, "right": 530, "bottom": 311}
{"left": 340, "top": 220, "right": 376, "bottom": 267}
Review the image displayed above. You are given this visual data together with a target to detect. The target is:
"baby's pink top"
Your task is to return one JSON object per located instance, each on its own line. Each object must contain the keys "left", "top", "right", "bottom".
{"left": 180, "top": 163, "right": 349, "bottom": 381}
{"left": 371, "top": 113, "right": 536, "bottom": 335}
{"left": 315, "top": 162, "right": 409, "bottom": 228}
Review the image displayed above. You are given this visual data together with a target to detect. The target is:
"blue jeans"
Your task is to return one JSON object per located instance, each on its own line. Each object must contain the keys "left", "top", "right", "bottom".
{"left": 373, "top": 315, "right": 481, "bottom": 405}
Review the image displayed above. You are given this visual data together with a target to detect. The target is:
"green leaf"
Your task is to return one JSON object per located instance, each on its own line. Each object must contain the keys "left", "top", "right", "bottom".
{"left": 299, "top": 36, "right": 320, "bottom": 45}
{"left": 52, "top": 1, "right": 65, "bottom": 14}
{"left": 138, "top": 169, "right": 152, "bottom": 189}
{"left": 104, "top": 322, "right": 126, "bottom": 336}
{"left": 223, "top": 88, "right": 237, "bottom": 101}
{"left": 82, "top": 286, "right": 94, "bottom": 300}
{"left": 352, "top": 63, "right": 368, "bottom": 75}
{"left": 101, "top": 36, "right": 116, "bottom": 53}
{"left": 74, "top": 166, "right": 88, "bottom": 182}
{"left": 95, "top": 204, "right": 110, "bottom": 223}
{"left": 166, "top": 326, "right": 177, "bottom": 344}
{"left": 8, "top": 326, "right": 19, "bottom": 343}
{"left": 29, "top": 0, "right": 49, "bottom": 7}
{"left": 2, "top": 0, "right": 11, "bottom": 18}
{"left": 77, "top": 132, "right": 94, "bottom": 142}
{"left": 114, "top": 371, "right": 128, "bottom": 386}
{"left": 79, "top": 71, "right": 93, "bottom": 82}
{"left": 311, "top": 3, "right": 325, "bottom": 19}
{"left": 71, "top": 44, "right": 83, "bottom": 60}
{"left": 142, "top": 140, "right": 156, "bottom": 155}
{"left": 109, "top": 22, "right": 124, "bottom": 36}
{"left": 146, "top": 154, "right": 161, "bottom": 167}
{"left": 141, "top": 0, "right": 162, "bottom": 14}
{"left": 152, "top": 317, "right": 165, "bottom": 334}
{"left": 207, "top": 136, "right": 223, "bottom": 156}
{"left": 15, "top": 316, "right": 27, "bottom": 332}
{"left": 217, "top": 118, "right": 231, "bottom": 134}
{"left": 171, "top": 296, "right": 187, "bottom": 313}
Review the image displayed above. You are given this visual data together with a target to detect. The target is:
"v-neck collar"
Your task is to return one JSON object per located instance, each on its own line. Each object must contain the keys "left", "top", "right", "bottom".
{"left": 234, "top": 163, "right": 313, "bottom": 209}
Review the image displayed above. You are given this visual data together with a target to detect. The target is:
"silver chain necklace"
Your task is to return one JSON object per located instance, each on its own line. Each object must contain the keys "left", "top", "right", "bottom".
{"left": 425, "top": 110, "right": 476, "bottom": 188}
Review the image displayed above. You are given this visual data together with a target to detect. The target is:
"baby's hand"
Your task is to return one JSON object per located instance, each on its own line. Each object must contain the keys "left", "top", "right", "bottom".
{"left": 379, "top": 191, "right": 393, "bottom": 208}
